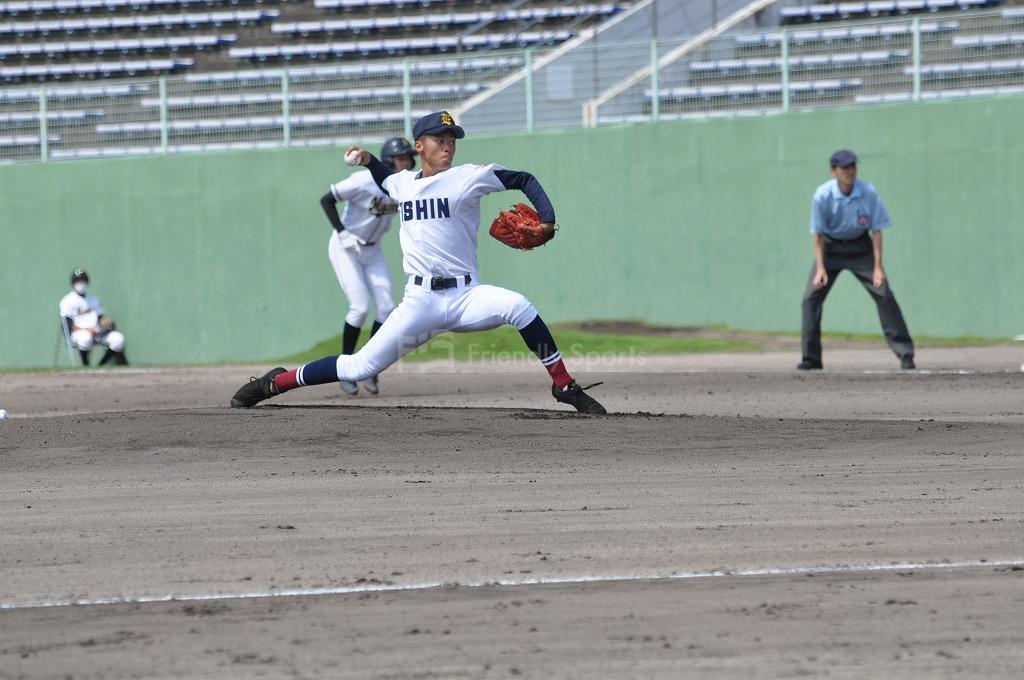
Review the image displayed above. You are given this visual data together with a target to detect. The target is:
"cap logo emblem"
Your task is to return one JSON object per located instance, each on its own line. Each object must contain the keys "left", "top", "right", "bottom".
{"left": 440, "top": 112, "right": 453, "bottom": 126}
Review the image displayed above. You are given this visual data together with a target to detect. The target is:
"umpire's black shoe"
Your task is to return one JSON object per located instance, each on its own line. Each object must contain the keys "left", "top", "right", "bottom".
{"left": 552, "top": 381, "right": 607, "bottom": 415}
{"left": 231, "top": 367, "right": 286, "bottom": 408}
{"left": 796, "top": 359, "right": 823, "bottom": 370}
{"left": 901, "top": 356, "right": 916, "bottom": 370}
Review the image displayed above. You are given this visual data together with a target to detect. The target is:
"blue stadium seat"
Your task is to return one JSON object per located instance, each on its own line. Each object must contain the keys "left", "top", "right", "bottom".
{"left": 648, "top": 79, "right": 864, "bottom": 101}
{"left": 271, "top": 5, "right": 620, "bottom": 36}
{"left": 855, "top": 84, "right": 1024, "bottom": 103}
{"left": 906, "top": 58, "right": 1024, "bottom": 77}
{"left": 0, "top": 132, "right": 60, "bottom": 144}
{"left": 952, "top": 32, "right": 1024, "bottom": 47}
{"left": 691, "top": 50, "right": 910, "bottom": 75}
{"left": 0, "top": 10, "right": 276, "bottom": 35}
{"left": 737, "top": 20, "right": 959, "bottom": 46}
{"left": 0, "top": 108, "right": 102, "bottom": 123}
{"left": 0, "top": 33, "right": 233, "bottom": 58}
{"left": 228, "top": 31, "right": 570, "bottom": 62}
{"left": 0, "top": 57, "right": 192, "bottom": 80}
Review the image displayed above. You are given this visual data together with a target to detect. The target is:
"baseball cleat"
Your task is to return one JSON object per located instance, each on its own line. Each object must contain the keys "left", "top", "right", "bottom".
{"left": 796, "top": 360, "right": 823, "bottom": 370}
{"left": 363, "top": 375, "right": 379, "bottom": 395}
{"left": 901, "top": 356, "right": 916, "bottom": 370}
{"left": 552, "top": 381, "right": 607, "bottom": 415}
{"left": 339, "top": 380, "right": 359, "bottom": 396}
{"left": 230, "top": 367, "right": 286, "bottom": 408}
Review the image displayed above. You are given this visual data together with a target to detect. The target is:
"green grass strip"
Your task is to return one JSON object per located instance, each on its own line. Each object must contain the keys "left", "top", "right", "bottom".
{"left": 278, "top": 325, "right": 764, "bottom": 365}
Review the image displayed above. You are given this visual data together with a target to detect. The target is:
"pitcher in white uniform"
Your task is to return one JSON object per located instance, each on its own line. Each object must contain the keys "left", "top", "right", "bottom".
{"left": 58, "top": 267, "right": 128, "bottom": 366}
{"left": 320, "top": 137, "right": 415, "bottom": 395}
{"left": 232, "top": 111, "right": 606, "bottom": 414}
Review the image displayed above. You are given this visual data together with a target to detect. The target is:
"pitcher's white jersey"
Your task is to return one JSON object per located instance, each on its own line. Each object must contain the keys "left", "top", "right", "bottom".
{"left": 59, "top": 291, "right": 104, "bottom": 331}
{"left": 383, "top": 163, "right": 506, "bottom": 278}
{"left": 330, "top": 170, "right": 399, "bottom": 244}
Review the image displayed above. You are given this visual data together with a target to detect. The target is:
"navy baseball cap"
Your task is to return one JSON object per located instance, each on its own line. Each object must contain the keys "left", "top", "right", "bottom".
{"left": 830, "top": 149, "right": 857, "bottom": 167}
{"left": 412, "top": 111, "right": 465, "bottom": 140}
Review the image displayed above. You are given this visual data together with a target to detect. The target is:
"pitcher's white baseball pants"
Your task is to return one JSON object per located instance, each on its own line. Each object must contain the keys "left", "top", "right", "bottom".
{"left": 324, "top": 276, "right": 537, "bottom": 383}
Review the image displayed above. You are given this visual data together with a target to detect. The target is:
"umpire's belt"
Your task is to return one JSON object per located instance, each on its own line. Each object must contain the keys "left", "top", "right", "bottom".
{"left": 824, "top": 231, "right": 871, "bottom": 254}
{"left": 410, "top": 274, "right": 472, "bottom": 291}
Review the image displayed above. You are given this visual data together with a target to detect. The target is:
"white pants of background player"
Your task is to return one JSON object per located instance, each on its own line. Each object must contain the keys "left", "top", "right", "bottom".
{"left": 325, "top": 276, "right": 536, "bottom": 382}
{"left": 71, "top": 328, "right": 125, "bottom": 353}
{"left": 327, "top": 232, "right": 396, "bottom": 327}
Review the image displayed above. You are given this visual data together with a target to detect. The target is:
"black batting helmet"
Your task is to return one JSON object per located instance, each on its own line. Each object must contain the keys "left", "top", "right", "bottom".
{"left": 70, "top": 267, "right": 89, "bottom": 284}
{"left": 380, "top": 137, "right": 416, "bottom": 170}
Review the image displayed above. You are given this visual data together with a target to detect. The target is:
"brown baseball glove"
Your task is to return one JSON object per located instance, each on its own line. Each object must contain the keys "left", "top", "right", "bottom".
{"left": 488, "top": 203, "right": 554, "bottom": 251}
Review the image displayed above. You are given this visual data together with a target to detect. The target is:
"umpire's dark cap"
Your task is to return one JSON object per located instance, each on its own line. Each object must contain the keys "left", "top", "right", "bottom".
{"left": 413, "top": 111, "right": 465, "bottom": 140}
{"left": 830, "top": 149, "right": 857, "bottom": 167}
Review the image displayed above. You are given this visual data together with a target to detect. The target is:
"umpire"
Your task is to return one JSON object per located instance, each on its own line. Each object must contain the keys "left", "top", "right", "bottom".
{"left": 798, "top": 149, "right": 915, "bottom": 370}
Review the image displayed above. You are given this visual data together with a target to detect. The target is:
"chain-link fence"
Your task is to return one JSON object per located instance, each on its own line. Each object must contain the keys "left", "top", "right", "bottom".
{"left": 2, "top": 7, "right": 1023, "bottom": 164}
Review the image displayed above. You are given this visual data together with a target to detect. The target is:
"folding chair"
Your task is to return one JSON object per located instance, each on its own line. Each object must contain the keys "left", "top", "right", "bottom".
{"left": 54, "top": 314, "right": 84, "bottom": 368}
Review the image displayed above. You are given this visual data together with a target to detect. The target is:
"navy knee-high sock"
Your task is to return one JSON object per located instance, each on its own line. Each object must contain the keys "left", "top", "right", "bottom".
{"left": 518, "top": 316, "right": 573, "bottom": 389}
{"left": 342, "top": 322, "right": 361, "bottom": 355}
{"left": 273, "top": 355, "right": 339, "bottom": 393}
{"left": 371, "top": 320, "right": 383, "bottom": 337}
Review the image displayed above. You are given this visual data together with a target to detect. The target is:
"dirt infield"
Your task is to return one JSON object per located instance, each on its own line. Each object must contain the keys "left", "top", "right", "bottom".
{"left": 1, "top": 348, "right": 1022, "bottom": 678}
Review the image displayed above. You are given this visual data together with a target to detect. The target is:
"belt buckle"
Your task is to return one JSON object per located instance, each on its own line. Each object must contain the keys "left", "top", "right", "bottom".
{"left": 430, "top": 276, "right": 446, "bottom": 291}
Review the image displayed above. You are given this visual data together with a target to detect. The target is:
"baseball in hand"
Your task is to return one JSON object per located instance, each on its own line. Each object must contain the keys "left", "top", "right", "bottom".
{"left": 344, "top": 149, "right": 362, "bottom": 166}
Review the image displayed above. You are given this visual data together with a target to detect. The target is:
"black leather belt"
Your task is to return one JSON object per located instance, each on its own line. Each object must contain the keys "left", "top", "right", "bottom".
{"left": 413, "top": 274, "right": 472, "bottom": 290}
{"left": 825, "top": 231, "right": 869, "bottom": 243}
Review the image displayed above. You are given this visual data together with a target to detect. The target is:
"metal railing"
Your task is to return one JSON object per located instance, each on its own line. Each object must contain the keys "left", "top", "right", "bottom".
{"left": 1, "top": 7, "right": 1022, "bottom": 164}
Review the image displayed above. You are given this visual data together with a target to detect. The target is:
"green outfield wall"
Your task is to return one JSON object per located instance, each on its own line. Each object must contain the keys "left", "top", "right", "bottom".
{"left": 2, "top": 96, "right": 1022, "bottom": 369}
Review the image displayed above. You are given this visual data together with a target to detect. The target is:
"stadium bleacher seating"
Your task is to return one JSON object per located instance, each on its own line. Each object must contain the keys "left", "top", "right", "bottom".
{"left": 0, "top": 34, "right": 236, "bottom": 59}
{"left": 855, "top": 82, "right": 1024, "bottom": 98}
{"left": 640, "top": 0, "right": 1024, "bottom": 120}
{"left": 0, "top": 10, "right": 279, "bottom": 36}
{"left": 229, "top": 31, "right": 573, "bottom": 62}
{"left": 0, "top": 0, "right": 626, "bottom": 81}
{"left": 1, "top": 57, "right": 191, "bottom": 80}
{"left": 95, "top": 109, "right": 426, "bottom": 134}
{"left": 271, "top": 5, "right": 621, "bottom": 37}
{"left": 780, "top": 0, "right": 1000, "bottom": 23}
{"left": 0, "top": 80, "right": 147, "bottom": 98}
{"left": 180, "top": 54, "right": 523, "bottom": 83}
{"left": 3, "top": 0, "right": 1023, "bottom": 163}
{"left": 691, "top": 49, "right": 912, "bottom": 75}
{"left": 735, "top": 20, "right": 962, "bottom": 46}
{"left": 952, "top": 30, "right": 1024, "bottom": 43}
{"left": 139, "top": 82, "right": 482, "bottom": 108}
{"left": 0, "top": 0, "right": 266, "bottom": 14}
{"left": 649, "top": 78, "right": 865, "bottom": 102}
{"left": 314, "top": 0, "right": 498, "bottom": 9}
{"left": 0, "top": 107, "right": 101, "bottom": 121}
{"left": 1, "top": 132, "right": 58, "bottom": 142}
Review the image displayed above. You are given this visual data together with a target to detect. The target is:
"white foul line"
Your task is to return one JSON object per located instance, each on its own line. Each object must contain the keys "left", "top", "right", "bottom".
{"left": 2, "top": 559, "right": 1022, "bottom": 612}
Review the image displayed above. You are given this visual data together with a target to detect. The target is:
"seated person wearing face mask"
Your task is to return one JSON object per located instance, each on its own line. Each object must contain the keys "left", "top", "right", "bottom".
{"left": 59, "top": 268, "right": 128, "bottom": 366}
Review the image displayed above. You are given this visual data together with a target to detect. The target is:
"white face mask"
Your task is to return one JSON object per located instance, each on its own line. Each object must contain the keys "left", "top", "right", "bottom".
{"left": 73, "top": 282, "right": 87, "bottom": 295}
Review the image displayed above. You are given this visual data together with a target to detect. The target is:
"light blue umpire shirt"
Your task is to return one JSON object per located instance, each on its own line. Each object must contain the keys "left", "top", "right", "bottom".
{"left": 809, "top": 178, "right": 892, "bottom": 240}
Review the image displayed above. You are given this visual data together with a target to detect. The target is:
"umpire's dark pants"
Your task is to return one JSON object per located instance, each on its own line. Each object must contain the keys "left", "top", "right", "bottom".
{"left": 801, "top": 233, "right": 914, "bottom": 365}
